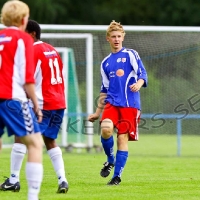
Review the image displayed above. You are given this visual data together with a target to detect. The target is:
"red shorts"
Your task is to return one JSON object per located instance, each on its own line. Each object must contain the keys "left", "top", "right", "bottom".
{"left": 100, "top": 103, "right": 140, "bottom": 141}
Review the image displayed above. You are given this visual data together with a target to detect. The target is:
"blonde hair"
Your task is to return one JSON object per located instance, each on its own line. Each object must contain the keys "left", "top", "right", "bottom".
{"left": 106, "top": 20, "right": 125, "bottom": 37}
{"left": 1, "top": 0, "right": 29, "bottom": 27}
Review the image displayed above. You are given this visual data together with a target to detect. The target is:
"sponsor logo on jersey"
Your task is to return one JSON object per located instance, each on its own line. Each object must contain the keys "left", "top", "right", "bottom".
{"left": 109, "top": 71, "right": 115, "bottom": 77}
{"left": 117, "top": 58, "right": 121, "bottom": 62}
{"left": 44, "top": 50, "right": 57, "bottom": 57}
{"left": 117, "top": 58, "right": 126, "bottom": 63}
{"left": 0, "top": 35, "right": 12, "bottom": 43}
{"left": 116, "top": 69, "right": 124, "bottom": 77}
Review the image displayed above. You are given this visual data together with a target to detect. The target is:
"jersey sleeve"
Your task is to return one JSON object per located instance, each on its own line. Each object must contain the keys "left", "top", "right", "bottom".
{"left": 100, "top": 63, "right": 109, "bottom": 93}
{"left": 33, "top": 45, "right": 41, "bottom": 78}
{"left": 130, "top": 50, "right": 148, "bottom": 87}
{"left": 24, "top": 34, "right": 35, "bottom": 83}
{"left": 137, "top": 59, "right": 148, "bottom": 87}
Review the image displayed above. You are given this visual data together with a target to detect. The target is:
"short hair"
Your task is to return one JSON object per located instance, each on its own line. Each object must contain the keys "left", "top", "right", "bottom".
{"left": 1, "top": 0, "right": 29, "bottom": 27}
{"left": 26, "top": 20, "right": 41, "bottom": 40}
{"left": 106, "top": 20, "right": 125, "bottom": 37}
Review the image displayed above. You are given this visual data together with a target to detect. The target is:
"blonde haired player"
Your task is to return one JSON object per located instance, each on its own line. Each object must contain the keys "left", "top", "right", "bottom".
{"left": 1, "top": 19, "right": 69, "bottom": 194}
{"left": 88, "top": 20, "right": 148, "bottom": 185}
{"left": 0, "top": 1, "right": 43, "bottom": 200}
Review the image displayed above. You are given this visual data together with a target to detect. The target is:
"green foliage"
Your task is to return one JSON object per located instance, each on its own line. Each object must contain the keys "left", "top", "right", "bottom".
{"left": 161, "top": 77, "right": 198, "bottom": 113}
{"left": 25, "top": 0, "right": 68, "bottom": 24}
{"left": 0, "top": 0, "right": 200, "bottom": 25}
{"left": 140, "top": 69, "right": 162, "bottom": 113}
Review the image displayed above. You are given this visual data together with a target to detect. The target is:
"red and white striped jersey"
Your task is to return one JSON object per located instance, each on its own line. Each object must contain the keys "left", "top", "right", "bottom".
{"left": 0, "top": 27, "right": 35, "bottom": 101}
{"left": 33, "top": 41, "right": 66, "bottom": 110}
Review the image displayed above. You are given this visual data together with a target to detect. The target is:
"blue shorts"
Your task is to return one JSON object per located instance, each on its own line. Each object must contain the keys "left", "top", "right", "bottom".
{"left": 0, "top": 99, "right": 40, "bottom": 137}
{"left": 39, "top": 109, "right": 64, "bottom": 139}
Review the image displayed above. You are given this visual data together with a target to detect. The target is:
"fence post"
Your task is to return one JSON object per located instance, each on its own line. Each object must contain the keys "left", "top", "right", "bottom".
{"left": 177, "top": 119, "right": 182, "bottom": 156}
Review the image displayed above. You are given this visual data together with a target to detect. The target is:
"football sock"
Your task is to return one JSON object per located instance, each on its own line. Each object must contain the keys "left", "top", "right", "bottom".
{"left": 47, "top": 146, "right": 67, "bottom": 184}
{"left": 10, "top": 143, "right": 26, "bottom": 184}
{"left": 113, "top": 150, "right": 128, "bottom": 178}
{"left": 26, "top": 162, "right": 43, "bottom": 200}
{"left": 101, "top": 136, "right": 115, "bottom": 164}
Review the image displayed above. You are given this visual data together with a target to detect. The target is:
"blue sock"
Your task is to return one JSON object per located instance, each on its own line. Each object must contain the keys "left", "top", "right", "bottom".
{"left": 101, "top": 136, "right": 115, "bottom": 164}
{"left": 113, "top": 150, "right": 128, "bottom": 178}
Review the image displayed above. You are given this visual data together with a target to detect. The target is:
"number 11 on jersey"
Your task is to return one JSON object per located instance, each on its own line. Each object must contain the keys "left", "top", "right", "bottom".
{"left": 49, "top": 58, "right": 62, "bottom": 85}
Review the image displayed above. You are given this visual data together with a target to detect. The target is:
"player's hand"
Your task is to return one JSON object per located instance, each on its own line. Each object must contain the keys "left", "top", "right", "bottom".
{"left": 129, "top": 83, "right": 141, "bottom": 92}
{"left": 34, "top": 108, "right": 43, "bottom": 123}
{"left": 130, "top": 79, "right": 144, "bottom": 92}
{"left": 88, "top": 113, "right": 100, "bottom": 122}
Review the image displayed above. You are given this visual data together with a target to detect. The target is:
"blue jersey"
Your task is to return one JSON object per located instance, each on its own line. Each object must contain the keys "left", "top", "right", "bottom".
{"left": 100, "top": 47, "right": 148, "bottom": 109}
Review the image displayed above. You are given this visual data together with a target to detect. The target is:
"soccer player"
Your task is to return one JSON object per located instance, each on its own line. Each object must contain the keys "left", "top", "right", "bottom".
{"left": 0, "top": 20, "right": 69, "bottom": 193}
{"left": 0, "top": 1, "right": 43, "bottom": 200}
{"left": 88, "top": 20, "right": 148, "bottom": 185}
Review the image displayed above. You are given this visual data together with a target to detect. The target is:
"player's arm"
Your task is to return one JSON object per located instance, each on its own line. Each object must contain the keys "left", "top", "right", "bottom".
{"left": 129, "top": 79, "right": 144, "bottom": 92}
{"left": 24, "top": 83, "right": 42, "bottom": 123}
{"left": 130, "top": 51, "right": 148, "bottom": 92}
{"left": 22, "top": 35, "right": 43, "bottom": 122}
{"left": 88, "top": 92, "right": 107, "bottom": 122}
{"left": 137, "top": 59, "right": 148, "bottom": 87}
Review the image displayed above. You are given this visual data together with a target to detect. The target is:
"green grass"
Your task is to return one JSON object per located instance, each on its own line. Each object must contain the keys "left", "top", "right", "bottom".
{"left": 0, "top": 134, "right": 200, "bottom": 200}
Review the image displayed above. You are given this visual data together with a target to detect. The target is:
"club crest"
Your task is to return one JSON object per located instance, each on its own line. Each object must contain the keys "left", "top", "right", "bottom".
{"left": 122, "top": 58, "right": 126, "bottom": 63}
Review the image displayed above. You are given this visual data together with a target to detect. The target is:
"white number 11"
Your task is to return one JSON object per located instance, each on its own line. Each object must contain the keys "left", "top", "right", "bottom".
{"left": 49, "top": 58, "right": 62, "bottom": 85}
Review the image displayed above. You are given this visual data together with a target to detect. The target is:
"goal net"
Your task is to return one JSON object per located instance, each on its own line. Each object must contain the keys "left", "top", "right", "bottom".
{"left": 39, "top": 33, "right": 94, "bottom": 151}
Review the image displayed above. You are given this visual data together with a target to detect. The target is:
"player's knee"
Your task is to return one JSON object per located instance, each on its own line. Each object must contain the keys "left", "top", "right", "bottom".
{"left": 35, "top": 133, "right": 44, "bottom": 148}
{"left": 43, "top": 136, "right": 57, "bottom": 150}
{"left": 101, "top": 127, "right": 112, "bottom": 136}
{"left": 27, "top": 133, "right": 44, "bottom": 150}
{"left": 12, "top": 143, "right": 27, "bottom": 154}
{"left": 101, "top": 120, "right": 113, "bottom": 138}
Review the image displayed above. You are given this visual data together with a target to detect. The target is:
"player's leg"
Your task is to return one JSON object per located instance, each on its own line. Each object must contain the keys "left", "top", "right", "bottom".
{"left": 44, "top": 136, "right": 68, "bottom": 193}
{"left": 0, "top": 104, "right": 26, "bottom": 192}
{"left": 107, "top": 108, "right": 140, "bottom": 185}
{"left": 0, "top": 100, "right": 43, "bottom": 199}
{"left": 41, "top": 109, "right": 68, "bottom": 193}
{"left": 99, "top": 103, "right": 117, "bottom": 178}
{"left": 21, "top": 133, "right": 43, "bottom": 200}
{"left": 0, "top": 104, "right": 43, "bottom": 192}
{"left": 10, "top": 137, "right": 26, "bottom": 187}
{"left": 0, "top": 136, "right": 26, "bottom": 192}
{"left": 107, "top": 133, "right": 129, "bottom": 185}
{"left": 100, "top": 118, "right": 115, "bottom": 177}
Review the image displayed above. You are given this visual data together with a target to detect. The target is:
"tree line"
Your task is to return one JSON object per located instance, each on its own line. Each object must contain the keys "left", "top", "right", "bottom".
{"left": 0, "top": 0, "right": 199, "bottom": 26}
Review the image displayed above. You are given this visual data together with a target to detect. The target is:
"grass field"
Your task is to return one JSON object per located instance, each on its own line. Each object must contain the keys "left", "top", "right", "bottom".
{"left": 0, "top": 134, "right": 200, "bottom": 200}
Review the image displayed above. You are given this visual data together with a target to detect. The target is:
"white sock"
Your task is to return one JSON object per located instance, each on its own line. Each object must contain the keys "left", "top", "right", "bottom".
{"left": 47, "top": 147, "right": 67, "bottom": 184}
{"left": 10, "top": 143, "right": 26, "bottom": 184}
{"left": 26, "top": 162, "right": 43, "bottom": 200}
